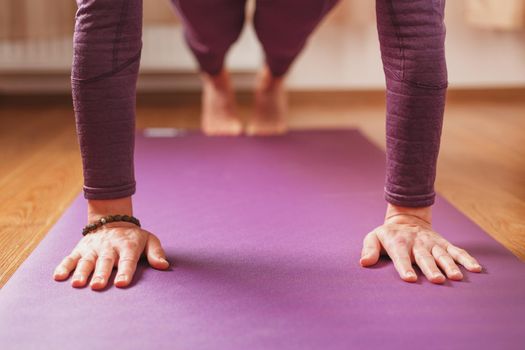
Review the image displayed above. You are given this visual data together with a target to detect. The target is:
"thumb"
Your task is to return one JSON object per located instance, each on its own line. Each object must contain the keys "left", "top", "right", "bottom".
{"left": 360, "top": 231, "right": 381, "bottom": 267}
{"left": 145, "top": 233, "right": 170, "bottom": 270}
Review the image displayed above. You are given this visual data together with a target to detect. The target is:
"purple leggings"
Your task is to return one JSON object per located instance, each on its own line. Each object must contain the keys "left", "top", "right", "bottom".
{"left": 72, "top": 0, "right": 447, "bottom": 207}
{"left": 174, "top": 0, "right": 338, "bottom": 76}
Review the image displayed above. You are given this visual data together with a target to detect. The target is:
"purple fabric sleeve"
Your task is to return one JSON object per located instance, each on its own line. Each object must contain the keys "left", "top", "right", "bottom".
{"left": 71, "top": 0, "right": 143, "bottom": 200}
{"left": 377, "top": 0, "right": 448, "bottom": 207}
{"left": 71, "top": 0, "right": 447, "bottom": 208}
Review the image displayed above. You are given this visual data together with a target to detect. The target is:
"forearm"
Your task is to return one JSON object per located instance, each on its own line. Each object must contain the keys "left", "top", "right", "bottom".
{"left": 376, "top": 0, "right": 448, "bottom": 208}
{"left": 72, "top": 0, "right": 143, "bottom": 200}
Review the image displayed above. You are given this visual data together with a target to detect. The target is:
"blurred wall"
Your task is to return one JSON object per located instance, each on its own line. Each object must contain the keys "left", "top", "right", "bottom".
{"left": 0, "top": 0, "right": 524, "bottom": 93}
{"left": 285, "top": 0, "right": 525, "bottom": 89}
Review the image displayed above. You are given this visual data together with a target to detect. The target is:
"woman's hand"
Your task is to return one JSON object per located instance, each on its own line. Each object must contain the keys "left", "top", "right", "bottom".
{"left": 360, "top": 203, "right": 482, "bottom": 283}
{"left": 53, "top": 197, "right": 169, "bottom": 290}
{"left": 53, "top": 224, "right": 169, "bottom": 289}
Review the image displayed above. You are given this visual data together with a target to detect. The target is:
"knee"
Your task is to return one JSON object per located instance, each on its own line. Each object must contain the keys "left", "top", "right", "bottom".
{"left": 254, "top": 0, "right": 339, "bottom": 57}
{"left": 175, "top": 0, "right": 244, "bottom": 55}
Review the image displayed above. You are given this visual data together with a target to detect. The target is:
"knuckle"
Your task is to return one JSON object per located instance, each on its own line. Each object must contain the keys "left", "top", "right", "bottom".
{"left": 393, "top": 237, "right": 407, "bottom": 247}
{"left": 148, "top": 234, "right": 160, "bottom": 244}
{"left": 83, "top": 249, "right": 98, "bottom": 259}
{"left": 98, "top": 249, "right": 116, "bottom": 259}
{"left": 390, "top": 250, "right": 408, "bottom": 261}
{"left": 413, "top": 247, "right": 427, "bottom": 256}
{"left": 435, "top": 253, "right": 448, "bottom": 262}
{"left": 414, "top": 253, "right": 426, "bottom": 265}
{"left": 437, "top": 237, "right": 450, "bottom": 247}
{"left": 99, "top": 242, "right": 114, "bottom": 251}
{"left": 63, "top": 256, "right": 76, "bottom": 265}
{"left": 98, "top": 256, "right": 115, "bottom": 265}
{"left": 78, "top": 258, "right": 95, "bottom": 266}
{"left": 123, "top": 240, "right": 139, "bottom": 251}
{"left": 456, "top": 248, "right": 468, "bottom": 255}
{"left": 433, "top": 244, "right": 445, "bottom": 253}
{"left": 467, "top": 257, "right": 478, "bottom": 264}
{"left": 413, "top": 239, "right": 427, "bottom": 250}
{"left": 70, "top": 249, "right": 81, "bottom": 257}
{"left": 69, "top": 250, "right": 82, "bottom": 260}
{"left": 152, "top": 249, "right": 165, "bottom": 256}
{"left": 119, "top": 256, "right": 137, "bottom": 264}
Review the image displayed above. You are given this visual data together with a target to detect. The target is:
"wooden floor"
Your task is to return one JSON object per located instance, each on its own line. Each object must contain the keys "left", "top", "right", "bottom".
{"left": 1, "top": 90, "right": 524, "bottom": 288}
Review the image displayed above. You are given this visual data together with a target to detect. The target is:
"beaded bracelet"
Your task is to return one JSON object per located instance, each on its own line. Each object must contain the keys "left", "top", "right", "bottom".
{"left": 82, "top": 214, "right": 141, "bottom": 236}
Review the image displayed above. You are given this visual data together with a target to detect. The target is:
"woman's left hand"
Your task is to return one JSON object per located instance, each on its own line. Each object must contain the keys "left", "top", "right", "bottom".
{"left": 360, "top": 204, "right": 482, "bottom": 283}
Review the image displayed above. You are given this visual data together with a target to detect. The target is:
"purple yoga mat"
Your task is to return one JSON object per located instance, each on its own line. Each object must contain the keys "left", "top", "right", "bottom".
{"left": 1, "top": 130, "right": 524, "bottom": 350}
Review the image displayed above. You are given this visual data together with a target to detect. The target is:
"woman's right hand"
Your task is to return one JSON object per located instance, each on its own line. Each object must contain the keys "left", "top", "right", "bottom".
{"left": 52, "top": 197, "right": 169, "bottom": 290}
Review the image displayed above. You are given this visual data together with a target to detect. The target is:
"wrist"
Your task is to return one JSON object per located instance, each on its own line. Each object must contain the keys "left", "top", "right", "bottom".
{"left": 87, "top": 196, "right": 133, "bottom": 222}
{"left": 385, "top": 203, "right": 432, "bottom": 225}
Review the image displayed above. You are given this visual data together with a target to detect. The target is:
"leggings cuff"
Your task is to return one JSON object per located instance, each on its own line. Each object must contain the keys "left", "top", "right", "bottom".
{"left": 384, "top": 189, "right": 435, "bottom": 208}
{"left": 83, "top": 182, "right": 136, "bottom": 200}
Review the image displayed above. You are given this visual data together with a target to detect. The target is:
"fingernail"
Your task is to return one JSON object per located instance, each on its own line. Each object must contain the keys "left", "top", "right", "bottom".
{"left": 433, "top": 273, "right": 444, "bottom": 279}
{"left": 406, "top": 272, "right": 416, "bottom": 278}
{"left": 473, "top": 264, "right": 482, "bottom": 270}
{"left": 159, "top": 257, "right": 169, "bottom": 264}
{"left": 91, "top": 276, "right": 104, "bottom": 285}
{"left": 73, "top": 274, "right": 83, "bottom": 282}
{"left": 54, "top": 268, "right": 66, "bottom": 276}
{"left": 116, "top": 274, "right": 127, "bottom": 283}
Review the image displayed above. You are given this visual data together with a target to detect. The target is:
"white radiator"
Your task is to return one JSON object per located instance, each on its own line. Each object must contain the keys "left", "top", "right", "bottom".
{"left": 0, "top": 25, "right": 259, "bottom": 93}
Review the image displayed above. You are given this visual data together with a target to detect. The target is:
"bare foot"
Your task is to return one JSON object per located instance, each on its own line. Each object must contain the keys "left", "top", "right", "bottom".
{"left": 201, "top": 69, "right": 242, "bottom": 136}
{"left": 246, "top": 65, "right": 288, "bottom": 136}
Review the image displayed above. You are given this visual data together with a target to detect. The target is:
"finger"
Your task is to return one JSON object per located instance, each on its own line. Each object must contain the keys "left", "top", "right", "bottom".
{"left": 145, "top": 234, "right": 169, "bottom": 270}
{"left": 54, "top": 252, "right": 81, "bottom": 281}
{"left": 413, "top": 246, "right": 446, "bottom": 284}
{"left": 384, "top": 240, "right": 417, "bottom": 282}
{"left": 90, "top": 249, "right": 117, "bottom": 290}
{"left": 360, "top": 231, "right": 381, "bottom": 267}
{"left": 71, "top": 253, "right": 96, "bottom": 287}
{"left": 114, "top": 250, "right": 140, "bottom": 288}
{"left": 432, "top": 245, "right": 463, "bottom": 280}
{"left": 447, "top": 245, "right": 482, "bottom": 272}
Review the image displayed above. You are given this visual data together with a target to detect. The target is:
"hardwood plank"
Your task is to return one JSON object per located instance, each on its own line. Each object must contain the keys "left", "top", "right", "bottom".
{"left": 0, "top": 126, "right": 83, "bottom": 287}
